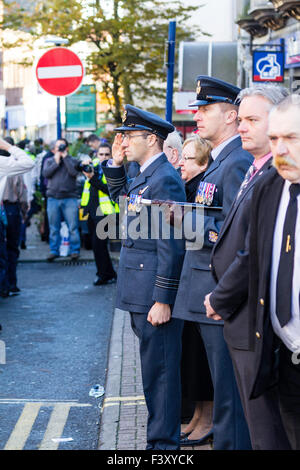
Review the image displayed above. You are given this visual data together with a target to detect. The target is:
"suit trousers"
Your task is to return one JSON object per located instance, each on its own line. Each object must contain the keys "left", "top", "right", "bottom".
{"left": 278, "top": 341, "right": 300, "bottom": 450}
{"left": 130, "top": 312, "right": 184, "bottom": 450}
{"left": 228, "top": 344, "right": 291, "bottom": 450}
{"left": 195, "top": 322, "right": 252, "bottom": 450}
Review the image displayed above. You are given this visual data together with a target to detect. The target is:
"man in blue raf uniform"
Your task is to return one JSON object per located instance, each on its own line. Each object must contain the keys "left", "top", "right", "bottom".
{"left": 102, "top": 104, "right": 186, "bottom": 450}
{"left": 172, "top": 76, "right": 253, "bottom": 449}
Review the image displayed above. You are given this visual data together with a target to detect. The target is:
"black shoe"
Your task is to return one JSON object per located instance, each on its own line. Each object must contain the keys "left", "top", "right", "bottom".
{"left": 70, "top": 253, "right": 80, "bottom": 261}
{"left": 20, "top": 241, "right": 26, "bottom": 249}
{"left": 0, "top": 289, "right": 10, "bottom": 298}
{"left": 47, "top": 253, "right": 59, "bottom": 262}
{"left": 10, "top": 286, "right": 21, "bottom": 293}
{"left": 180, "top": 431, "right": 192, "bottom": 439}
{"left": 93, "top": 274, "right": 117, "bottom": 286}
{"left": 180, "top": 430, "right": 213, "bottom": 447}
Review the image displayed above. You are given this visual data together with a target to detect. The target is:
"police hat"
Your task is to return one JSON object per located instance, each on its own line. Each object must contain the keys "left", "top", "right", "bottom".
{"left": 114, "top": 104, "right": 175, "bottom": 140}
{"left": 189, "top": 76, "right": 241, "bottom": 107}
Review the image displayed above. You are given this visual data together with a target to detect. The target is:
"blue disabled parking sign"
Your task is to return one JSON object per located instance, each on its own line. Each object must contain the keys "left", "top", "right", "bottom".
{"left": 253, "top": 50, "right": 284, "bottom": 82}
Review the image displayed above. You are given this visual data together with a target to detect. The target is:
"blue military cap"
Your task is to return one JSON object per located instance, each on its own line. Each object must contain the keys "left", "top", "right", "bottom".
{"left": 189, "top": 76, "right": 241, "bottom": 107}
{"left": 114, "top": 104, "right": 175, "bottom": 140}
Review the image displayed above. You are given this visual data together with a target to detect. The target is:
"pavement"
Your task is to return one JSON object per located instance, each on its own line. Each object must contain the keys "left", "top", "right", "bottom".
{"left": 19, "top": 218, "right": 212, "bottom": 451}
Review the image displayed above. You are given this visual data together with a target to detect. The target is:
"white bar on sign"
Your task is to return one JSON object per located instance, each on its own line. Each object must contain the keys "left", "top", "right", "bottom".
{"left": 37, "top": 65, "right": 82, "bottom": 79}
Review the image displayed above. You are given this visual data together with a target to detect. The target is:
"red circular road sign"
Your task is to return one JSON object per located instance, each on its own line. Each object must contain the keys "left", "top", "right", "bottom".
{"left": 36, "top": 47, "right": 84, "bottom": 97}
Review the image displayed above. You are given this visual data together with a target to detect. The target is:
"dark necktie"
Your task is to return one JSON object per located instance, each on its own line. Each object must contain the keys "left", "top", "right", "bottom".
{"left": 236, "top": 163, "right": 256, "bottom": 200}
{"left": 276, "top": 183, "right": 300, "bottom": 327}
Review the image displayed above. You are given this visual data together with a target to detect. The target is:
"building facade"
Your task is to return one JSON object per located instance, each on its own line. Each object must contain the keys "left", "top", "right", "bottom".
{"left": 237, "top": 0, "right": 300, "bottom": 91}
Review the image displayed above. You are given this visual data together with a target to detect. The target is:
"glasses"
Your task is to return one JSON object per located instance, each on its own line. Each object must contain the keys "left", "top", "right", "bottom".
{"left": 182, "top": 155, "right": 196, "bottom": 161}
{"left": 98, "top": 153, "right": 110, "bottom": 157}
{"left": 121, "top": 133, "right": 149, "bottom": 141}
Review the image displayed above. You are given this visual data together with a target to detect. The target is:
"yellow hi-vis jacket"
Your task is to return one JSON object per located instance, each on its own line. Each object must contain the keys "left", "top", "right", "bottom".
{"left": 80, "top": 160, "right": 119, "bottom": 215}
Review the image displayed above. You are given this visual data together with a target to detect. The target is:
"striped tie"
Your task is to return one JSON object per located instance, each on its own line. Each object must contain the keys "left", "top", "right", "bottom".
{"left": 236, "top": 164, "right": 256, "bottom": 200}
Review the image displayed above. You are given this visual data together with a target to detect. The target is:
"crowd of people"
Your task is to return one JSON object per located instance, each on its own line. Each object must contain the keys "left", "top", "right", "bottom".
{"left": 101, "top": 77, "right": 300, "bottom": 451}
{"left": 0, "top": 133, "right": 123, "bottom": 298}
{"left": 0, "top": 73, "right": 299, "bottom": 452}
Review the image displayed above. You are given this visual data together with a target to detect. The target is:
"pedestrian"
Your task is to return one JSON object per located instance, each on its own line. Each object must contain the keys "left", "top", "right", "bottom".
{"left": 39, "top": 140, "right": 56, "bottom": 242}
{"left": 204, "top": 84, "right": 291, "bottom": 450}
{"left": 18, "top": 139, "right": 40, "bottom": 249}
{"left": 172, "top": 76, "right": 253, "bottom": 449}
{"left": 0, "top": 137, "right": 34, "bottom": 301}
{"left": 42, "top": 138, "right": 81, "bottom": 261}
{"left": 102, "top": 104, "right": 186, "bottom": 450}
{"left": 2, "top": 173, "right": 28, "bottom": 294}
{"left": 238, "top": 94, "right": 300, "bottom": 449}
{"left": 79, "top": 142, "right": 117, "bottom": 285}
{"left": 178, "top": 135, "right": 214, "bottom": 442}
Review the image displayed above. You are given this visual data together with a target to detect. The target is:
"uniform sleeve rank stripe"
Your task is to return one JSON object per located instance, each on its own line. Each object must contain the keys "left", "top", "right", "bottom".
{"left": 156, "top": 275, "right": 180, "bottom": 284}
{"left": 155, "top": 282, "right": 179, "bottom": 290}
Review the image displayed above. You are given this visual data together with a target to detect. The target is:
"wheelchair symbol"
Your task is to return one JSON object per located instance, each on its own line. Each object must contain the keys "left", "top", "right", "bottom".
{"left": 256, "top": 53, "right": 282, "bottom": 80}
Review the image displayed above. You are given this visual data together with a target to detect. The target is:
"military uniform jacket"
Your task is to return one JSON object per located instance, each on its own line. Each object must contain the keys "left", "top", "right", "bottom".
{"left": 209, "top": 158, "right": 273, "bottom": 348}
{"left": 172, "top": 136, "right": 253, "bottom": 324}
{"left": 102, "top": 153, "right": 186, "bottom": 314}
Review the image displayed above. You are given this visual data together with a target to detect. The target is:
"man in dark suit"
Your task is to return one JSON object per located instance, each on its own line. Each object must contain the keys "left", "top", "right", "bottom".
{"left": 172, "top": 76, "right": 253, "bottom": 449}
{"left": 243, "top": 95, "right": 300, "bottom": 449}
{"left": 204, "top": 84, "right": 291, "bottom": 449}
{"left": 102, "top": 104, "right": 186, "bottom": 450}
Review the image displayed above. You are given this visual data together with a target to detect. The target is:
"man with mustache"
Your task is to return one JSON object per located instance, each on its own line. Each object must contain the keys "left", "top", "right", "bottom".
{"left": 245, "top": 94, "right": 300, "bottom": 449}
{"left": 204, "top": 84, "right": 291, "bottom": 449}
{"left": 210, "top": 94, "right": 300, "bottom": 449}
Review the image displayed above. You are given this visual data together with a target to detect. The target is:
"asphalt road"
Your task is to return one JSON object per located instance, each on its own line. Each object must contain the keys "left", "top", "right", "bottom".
{"left": 0, "top": 261, "right": 116, "bottom": 450}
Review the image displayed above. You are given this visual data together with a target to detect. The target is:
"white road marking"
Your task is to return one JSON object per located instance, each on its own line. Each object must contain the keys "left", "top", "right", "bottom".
{"left": 39, "top": 403, "right": 71, "bottom": 450}
{"left": 1, "top": 401, "right": 92, "bottom": 450}
{"left": 4, "top": 402, "right": 41, "bottom": 450}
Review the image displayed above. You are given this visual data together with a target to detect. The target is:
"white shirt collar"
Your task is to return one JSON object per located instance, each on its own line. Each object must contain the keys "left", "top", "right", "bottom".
{"left": 139, "top": 152, "right": 163, "bottom": 173}
{"left": 211, "top": 135, "right": 239, "bottom": 161}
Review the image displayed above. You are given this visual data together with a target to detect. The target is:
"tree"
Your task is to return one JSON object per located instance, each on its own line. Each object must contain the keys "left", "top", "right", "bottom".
{"left": 2, "top": 0, "right": 207, "bottom": 122}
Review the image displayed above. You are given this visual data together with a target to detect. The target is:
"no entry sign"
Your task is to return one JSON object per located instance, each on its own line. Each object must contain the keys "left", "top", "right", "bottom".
{"left": 36, "top": 47, "right": 84, "bottom": 97}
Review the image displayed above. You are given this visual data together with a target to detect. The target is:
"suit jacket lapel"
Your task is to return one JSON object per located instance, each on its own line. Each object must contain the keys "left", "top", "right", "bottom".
{"left": 128, "top": 153, "right": 167, "bottom": 193}
{"left": 213, "top": 157, "right": 273, "bottom": 251}
{"left": 261, "top": 172, "right": 285, "bottom": 274}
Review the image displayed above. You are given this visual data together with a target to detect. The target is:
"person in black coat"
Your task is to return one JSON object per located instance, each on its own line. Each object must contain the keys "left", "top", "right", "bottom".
{"left": 178, "top": 135, "right": 214, "bottom": 441}
{"left": 208, "top": 95, "right": 300, "bottom": 449}
{"left": 204, "top": 84, "right": 291, "bottom": 450}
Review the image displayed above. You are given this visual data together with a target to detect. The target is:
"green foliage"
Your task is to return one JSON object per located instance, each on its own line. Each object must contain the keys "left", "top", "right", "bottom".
{"left": 2, "top": 0, "right": 208, "bottom": 122}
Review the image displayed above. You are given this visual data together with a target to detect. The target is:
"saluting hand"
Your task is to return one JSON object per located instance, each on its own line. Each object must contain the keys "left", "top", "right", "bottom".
{"left": 112, "top": 133, "right": 126, "bottom": 166}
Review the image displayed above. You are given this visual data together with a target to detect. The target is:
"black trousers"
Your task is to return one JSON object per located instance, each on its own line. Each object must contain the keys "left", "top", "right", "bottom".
{"left": 228, "top": 344, "right": 291, "bottom": 450}
{"left": 3, "top": 202, "right": 21, "bottom": 289}
{"left": 87, "top": 216, "right": 116, "bottom": 280}
{"left": 278, "top": 341, "right": 300, "bottom": 450}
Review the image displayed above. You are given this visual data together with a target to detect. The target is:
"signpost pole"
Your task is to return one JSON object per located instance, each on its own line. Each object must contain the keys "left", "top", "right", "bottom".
{"left": 165, "top": 20, "right": 176, "bottom": 124}
{"left": 57, "top": 97, "right": 62, "bottom": 139}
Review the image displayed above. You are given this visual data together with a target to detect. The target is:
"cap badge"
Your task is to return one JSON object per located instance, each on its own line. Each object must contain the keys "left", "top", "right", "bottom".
{"left": 196, "top": 80, "right": 201, "bottom": 95}
{"left": 122, "top": 109, "right": 127, "bottom": 123}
